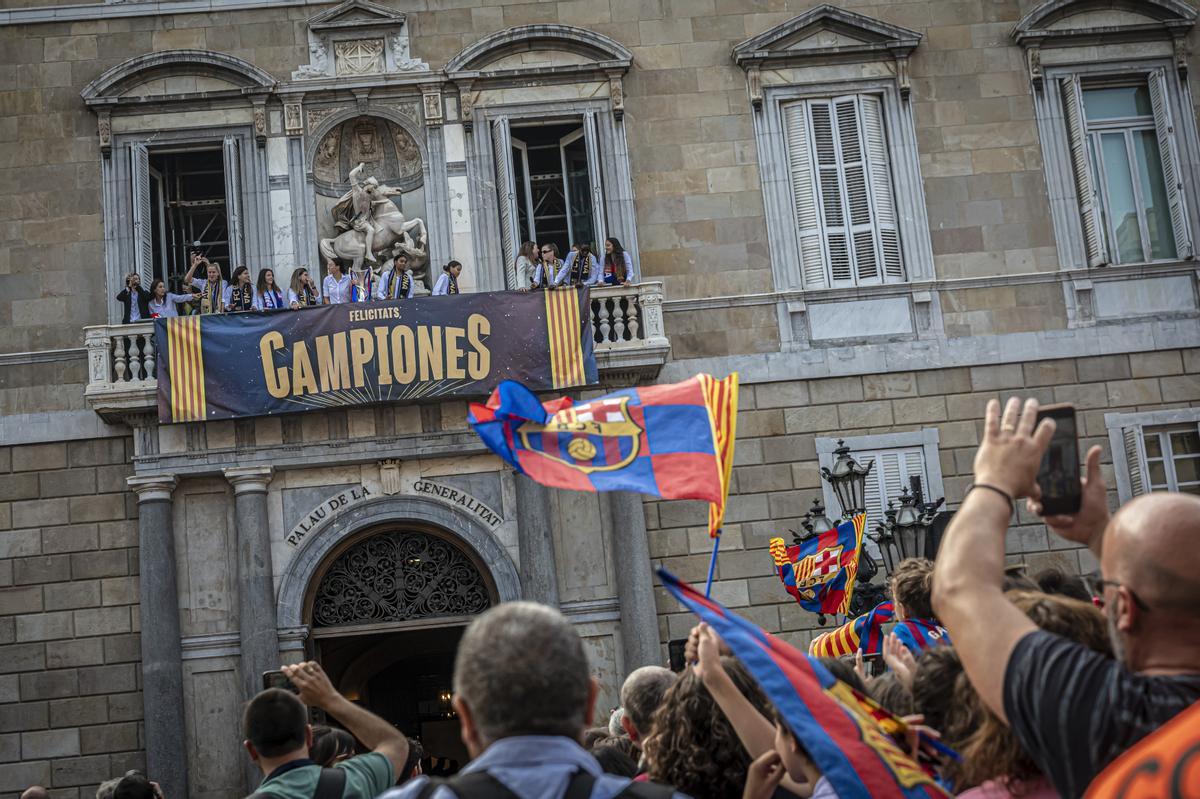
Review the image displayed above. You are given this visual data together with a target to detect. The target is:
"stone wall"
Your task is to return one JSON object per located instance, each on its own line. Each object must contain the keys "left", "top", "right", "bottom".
{"left": 0, "top": 438, "right": 142, "bottom": 798}
{"left": 648, "top": 348, "right": 1200, "bottom": 650}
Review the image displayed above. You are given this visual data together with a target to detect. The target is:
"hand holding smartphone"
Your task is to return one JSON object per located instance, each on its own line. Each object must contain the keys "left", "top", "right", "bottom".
{"left": 262, "top": 669, "right": 298, "bottom": 694}
{"left": 1035, "top": 403, "right": 1081, "bottom": 515}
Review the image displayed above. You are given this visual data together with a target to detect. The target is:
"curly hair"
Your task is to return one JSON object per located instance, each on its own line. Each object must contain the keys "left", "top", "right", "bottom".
{"left": 955, "top": 591, "right": 1113, "bottom": 794}
{"left": 890, "top": 558, "right": 936, "bottom": 619}
{"left": 641, "top": 658, "right": 770, "bottom": 799}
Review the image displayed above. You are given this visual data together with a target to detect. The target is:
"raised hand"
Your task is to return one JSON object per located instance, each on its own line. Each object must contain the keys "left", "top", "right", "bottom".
{"left": 1026, "top": 444, "right": 1109, "bottom": 550}
{"left": 974, "top": 397, "right": 1056, "bottom": 500}
{"left": 882, "top": 633, "right": 917, "bottom": 691}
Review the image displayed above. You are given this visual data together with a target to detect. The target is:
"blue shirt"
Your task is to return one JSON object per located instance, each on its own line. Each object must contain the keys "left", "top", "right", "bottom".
{"left": 380, "top": 736, "right": 691, "bottom": 799}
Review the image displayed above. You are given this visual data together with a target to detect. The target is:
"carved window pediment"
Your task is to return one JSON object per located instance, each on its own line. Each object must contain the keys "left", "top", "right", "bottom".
{"left": 733, "top": 5, "right": 921, "bottom": 70}
{"left": 306, "top": 0, "right": 407, "bottom": 33}
{"left": 445, "top": 24, "right": 633, "bottom": 82}
{"left": 293, "top": 0, "right": 427, "bottom": 81}
{"left": 1012, "top": 0, "right": 1196, "bottom": 49}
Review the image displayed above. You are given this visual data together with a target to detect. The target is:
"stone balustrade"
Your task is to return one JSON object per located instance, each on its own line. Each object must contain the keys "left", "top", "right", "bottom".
{"left": 83, "top": 282, "right": 670, "bottom": 420}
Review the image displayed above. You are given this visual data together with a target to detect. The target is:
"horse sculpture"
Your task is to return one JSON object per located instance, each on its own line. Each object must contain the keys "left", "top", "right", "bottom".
{"left": 319, "top": 181, "right": 430, "bottom": 285}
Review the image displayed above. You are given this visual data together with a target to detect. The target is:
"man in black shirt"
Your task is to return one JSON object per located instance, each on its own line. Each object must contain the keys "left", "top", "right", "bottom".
{"left": 932, "top": 397, "right": 1200, "bottom": 799}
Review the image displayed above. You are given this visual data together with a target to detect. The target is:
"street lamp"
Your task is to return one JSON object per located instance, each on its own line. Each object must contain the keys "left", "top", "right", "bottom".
{"left": 793, "top": 498, "right": 836, "bottom": 544}
{"left": 870, "top": 486, "right": 945, "bottom": 573}
{"left": 820, "top": 440, "right": 873, "bottom": 517}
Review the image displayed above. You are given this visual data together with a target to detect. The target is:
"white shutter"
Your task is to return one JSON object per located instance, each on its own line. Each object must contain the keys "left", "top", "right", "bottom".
{"left": 782, "top": 102, "right": 828, "bottom": 289}
{"left": 130, "top": 143, "right": 153, "bottom": 287}
{"left": 861, "top": 95, "right": 904, "bottom": 282}
{"left": 833, "top": 96, "right": 881, "bottom": 285}
{"left": 1061, "top": 76, "right": 1109, "bottom": 267}
{"left": 860, "top": 447, "right": 928, "bottom": 526}
{"left": 583, "top": 111, "right": 607, "bottom": 250}
{"left": 492, "top": 118, "right": 518, "bottom": 288}
{"left": 1122, "top": 426, "right": 1148, "bottom": 498}
{"left": 222, "top": 135, "right": 244, "bottom": 269}
{"left": 1148, "top": 68, "right": 1193, "bottom": 260}
{"left": 810, "top": 100, "right": 854, "bottom": 286}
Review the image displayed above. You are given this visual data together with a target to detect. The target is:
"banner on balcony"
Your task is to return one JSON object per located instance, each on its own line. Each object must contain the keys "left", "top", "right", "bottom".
{"left": 155, "top": 288, "right": 597, "bottom": 424}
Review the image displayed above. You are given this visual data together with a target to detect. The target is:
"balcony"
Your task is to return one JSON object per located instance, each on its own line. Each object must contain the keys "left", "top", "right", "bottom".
{"left": 85, "top": 282, "right": 671, "bottom": 421}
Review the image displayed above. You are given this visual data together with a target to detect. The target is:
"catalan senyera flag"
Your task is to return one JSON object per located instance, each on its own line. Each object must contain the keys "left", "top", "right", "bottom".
{"left": 769, "top": 514, "right": 866, "bottom": 617}
{"left": 809, "top": 601, "right": 952, "bottom": 658}
{"left": 468, "top": 374, "right": 738, "bottom": 537}
{"left": 658, "top": 568, "right": 950, "bottom": 799}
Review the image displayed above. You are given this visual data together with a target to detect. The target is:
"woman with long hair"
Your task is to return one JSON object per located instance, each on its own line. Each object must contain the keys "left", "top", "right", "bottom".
{"left": 603, "top": 237, "right": 634, "bottom": 285}
{"left": 514, "top": 241, "right": 538, "bottom": 291}
{"left": 182, "top": 252, "right": 230, "bottom": 314}
{"left": 288, "top": 267, "right": 321, "bottom": 309}
{"left": 432, "top": 260, "right": 463, "bottom": 295}
{"left": 253, "top": 268, "right": 284, "bottom": 311}
{"left": 146, "top": 278, "right": 193, "bottom": 319}
{"left": 227, "top": 265, "right": 254, "bottom": 312}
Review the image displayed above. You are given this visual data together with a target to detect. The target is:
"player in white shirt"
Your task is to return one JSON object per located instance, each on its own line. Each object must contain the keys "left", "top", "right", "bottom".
{"left": 288, "top": 268, "right": 321, "bottom": 309}
{"left": 432, "top": 260, "right": 463, "bottom": 296}
{"left": 322, "top": 258, "right": 352, "bottom": 305}
{"left": 146, "top": 278, "right": 194, "bottom": 318}
{"left": 377, "top": 251, "right": 416, "bottom": 300}
{"left": 183, "top": 253, "right": 231, "bottom": 314}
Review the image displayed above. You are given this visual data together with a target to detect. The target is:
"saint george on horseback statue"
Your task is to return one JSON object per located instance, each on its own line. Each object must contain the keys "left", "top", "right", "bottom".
{"left": 321, "top": 162, "right": 430, "bottom": 284}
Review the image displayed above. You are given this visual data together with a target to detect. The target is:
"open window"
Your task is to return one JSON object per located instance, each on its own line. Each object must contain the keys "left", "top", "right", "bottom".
{"left": 1107, "top": 408, "right": 1200, "bottom": 501}
{"left": 492, "top": 114, "right": 607, "bottom": 287}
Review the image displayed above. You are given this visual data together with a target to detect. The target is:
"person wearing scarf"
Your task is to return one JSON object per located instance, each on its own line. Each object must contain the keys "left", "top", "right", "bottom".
{"left": 377, "top": 252, "right": 415, "bottom": 300}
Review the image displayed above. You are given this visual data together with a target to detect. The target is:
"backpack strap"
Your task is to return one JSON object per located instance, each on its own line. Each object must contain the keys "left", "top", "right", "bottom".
{"left": 563, "top": 771, "right": 595, "bottom": 799}
{"left": 614, "top": 780, "right": 677, "bottom": 799}
{"left": 411, "top": 772, "right": 523, "bottom": 799}
{"left": 313, "top": 768, "right": 347, "bottom": 799}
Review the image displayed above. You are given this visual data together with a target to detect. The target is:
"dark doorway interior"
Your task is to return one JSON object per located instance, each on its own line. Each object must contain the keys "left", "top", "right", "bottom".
{"left": 149, "top": 148, "right": 230, "bottom": 289}
{"left": 509, "top": 121, "right": 598, "bottom": 257}
{"left": 316, "top": 623, "right": 469, "bottom": 774}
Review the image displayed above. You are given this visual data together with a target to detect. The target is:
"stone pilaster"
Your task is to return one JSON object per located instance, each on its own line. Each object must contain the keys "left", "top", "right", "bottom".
{"left": 607, "top": 491, "right": 661, "bottom": 671}
{"left": 224, "top": 467, "right": 279, "bottom": 701}
{"left": 127, "top": 474, "right": 189, "bottom": 799}
{"left": 514, "top": 475, "right": 560, "bottom": 606}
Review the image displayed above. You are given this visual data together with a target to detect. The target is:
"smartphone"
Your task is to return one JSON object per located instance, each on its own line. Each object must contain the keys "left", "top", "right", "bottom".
{"left": 667, "top": 639, "right": 688, "bottom": 673}
{"left": 262, "top": 670, "right": 298, "bottom": 693}
{"left": 1035, "top": 403, "right": 1081, "bottom": 515}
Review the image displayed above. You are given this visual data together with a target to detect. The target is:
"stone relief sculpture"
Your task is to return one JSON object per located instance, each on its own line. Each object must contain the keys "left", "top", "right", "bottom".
{"left": 321, "top": 162, "right": 429, "bottom": 283}
{"left": 292, "top": 40, "right": 329, "bottom": 80}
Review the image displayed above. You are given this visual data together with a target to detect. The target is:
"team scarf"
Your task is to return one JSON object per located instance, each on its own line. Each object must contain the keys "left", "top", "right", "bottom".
{"left": 810, "top": 602, "right": 951, "bottom": 658}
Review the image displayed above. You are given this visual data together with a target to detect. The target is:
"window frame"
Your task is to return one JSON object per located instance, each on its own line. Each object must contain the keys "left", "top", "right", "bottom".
{"left": 1034, "top": 58, "right": 1200, "bottom": 272}
{"left": 757, "top": 78, "right": 935, "bottom": 294}
{"left": 815, "top": 428, "right": 944, "bottom": 542}
{"left": 1105, "top": 408, "right": 1200, "bottom": 502}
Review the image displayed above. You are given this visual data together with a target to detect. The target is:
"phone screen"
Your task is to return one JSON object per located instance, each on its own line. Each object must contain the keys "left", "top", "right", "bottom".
{"left": 1036, "top": 405, "right": 1081, "bottom": 514}
{"left": 262, "top": 670, "right": 297, "bottom": 693}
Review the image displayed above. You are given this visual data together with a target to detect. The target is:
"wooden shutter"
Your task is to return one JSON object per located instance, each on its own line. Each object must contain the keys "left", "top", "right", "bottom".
{"left": 222, "top": 135, "right": 244, "bottom": 269}
{"left": 492, "top": 118, "right": 518, "bottom": 289}
{"left": 833, "top": 95, "right": 882, "bottom": 285}
{"left": 861, "top": 95, "right": 904, "bottom": 282}
{"left": 583, "top": 111, "right": 607, "bottom": 251}
{"left": 130, "top": 143, "right": 154, "bottom": 287}
{"left": 1148, "top": 68, "right": 1193, "bottom": 260}
{"left": 860, "top": 447, "right": 928, "bottom": 531}
{"left": 1060, "top": 76, "right": 1109, "bottom": 267}
{"left": 782, "top": 102, "right": 828, "bottom": 289}
{"left": 1122, "top": 426, "right": 1148, "bottom": 498}
{"left": 810, "top": 100, "right": 854, "bottom": 286}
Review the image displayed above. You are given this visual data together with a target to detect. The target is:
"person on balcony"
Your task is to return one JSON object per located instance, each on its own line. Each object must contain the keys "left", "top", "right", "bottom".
{"left": 514, "top": 241, "right": 538, "bottom": 292}
{"left": 116, "top": 272, "right": 151, "bottom": 324}
{"left": 322, "top": 258, "right": 352, "bottom": 305}
{"left": 432, "top": 260, "right": 463, "bottom": 296}
{"left": 377, "top": 250, "right": 415, "bottom": 300}
{"left": 603, "top": 237, "right": 634, "bottom": 286}
{"left": 253, "top": 268, "right": 285, "bottom": 311}
{"left": 183, "top": 252, "right": 231, "bottom": 315}
{"left": 228, "top": 266, "right": 255, "bottom": 312}
{"left": 288, "top": 268, "right": 321, "bottom": 309}
{"left": 147, "top": 278, "right": 193, "bottom": 319}
{"left": 555, "top": 244, "right": 603, "bottom": 288}
{"left": 538, "top": 244, "right": 562, "bottom": 291}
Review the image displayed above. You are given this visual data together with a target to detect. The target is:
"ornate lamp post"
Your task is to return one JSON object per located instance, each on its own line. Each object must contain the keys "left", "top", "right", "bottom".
{"left": 870, "top": 485, "right": 945, "bottom": 574}
{"left": 820, "top": 440, "right": 872, "bottom": 518}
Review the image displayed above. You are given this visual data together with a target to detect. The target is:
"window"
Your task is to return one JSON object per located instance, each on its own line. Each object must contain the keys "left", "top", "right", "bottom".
{"left": 816, "top": 429, "right": 943, "bottom": 535}
{"left": 783, "top": 95, "right": 903, "bottom": 289}
{"left": 1106, "top": 409, "right": 1200, "bottom": 501}
{"left": 1061, "top": 71, "right": 1191, "bottom": 266}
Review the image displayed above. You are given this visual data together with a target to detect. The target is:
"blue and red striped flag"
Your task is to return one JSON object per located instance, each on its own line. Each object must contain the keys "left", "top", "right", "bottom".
{"left": 468, "top": 374, "right": 737, "bottom": 536}
{"left": 809, "top": 601, "right": 952, "bottom": 658}
{"left": 658, "top": 568, "right": 950, "bottom": 799}
{"left": 768, "top": 514, "right": 866, "bottom": 617}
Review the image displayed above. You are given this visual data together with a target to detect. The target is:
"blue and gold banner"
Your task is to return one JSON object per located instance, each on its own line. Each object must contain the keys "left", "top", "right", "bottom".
{"left": 155, "top": 289, "right": 598, "bottom": 423}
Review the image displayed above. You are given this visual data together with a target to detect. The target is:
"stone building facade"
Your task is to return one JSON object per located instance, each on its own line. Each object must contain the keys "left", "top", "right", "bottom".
{"left": 2, "top": 0, "right": 1200, "bottom": 796}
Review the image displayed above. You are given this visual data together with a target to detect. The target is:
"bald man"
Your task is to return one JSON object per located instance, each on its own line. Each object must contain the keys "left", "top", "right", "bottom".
{"left": 933, "top": 398, "right": 1200, "bottom": 799}
{"left": 20, "top": 788, "right": 50, "bottom": 799}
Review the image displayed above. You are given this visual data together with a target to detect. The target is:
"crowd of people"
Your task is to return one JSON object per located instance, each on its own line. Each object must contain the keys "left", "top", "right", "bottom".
{"left": 114, "top": 237, "right": 634, "bottom": 321}
{"left": 17, "top": 396, "right": 1199, "bottom": 799}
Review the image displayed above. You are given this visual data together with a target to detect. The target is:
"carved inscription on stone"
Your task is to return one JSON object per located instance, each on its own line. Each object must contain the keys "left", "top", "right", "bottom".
{"left": 335, "top": 39, "right": 385, "bottom": 76}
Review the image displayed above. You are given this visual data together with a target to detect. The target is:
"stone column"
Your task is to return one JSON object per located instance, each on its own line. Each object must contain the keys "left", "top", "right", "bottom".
{"left": 127, "top": 475, "right": 189, "bottom": 799}
{"left": 225, "top": 466, "right": 279, "bottom": 703}
{"left": 514, "top": 475, "right": 560, "bottom": 606}
{"left": 608, "top": 491, "right": 661, "bottom": 671}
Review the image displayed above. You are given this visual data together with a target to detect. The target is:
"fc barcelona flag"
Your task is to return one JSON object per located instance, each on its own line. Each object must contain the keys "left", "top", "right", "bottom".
{"left": 658, "top": 568, "right": 949, "bottom": 799}
{"left": 468, "top": 374, "right": 738, "bottom": 537}
{"left": 769, "top": 514, "right": 866, "bottom": 617}
{"left": 809, "top": 601, "right": 952, "bottom": 658}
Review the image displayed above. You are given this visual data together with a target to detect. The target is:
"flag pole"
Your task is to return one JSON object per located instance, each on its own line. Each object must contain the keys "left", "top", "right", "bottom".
{"left": 704, "top": 533, "right": 721, "bottom": 598}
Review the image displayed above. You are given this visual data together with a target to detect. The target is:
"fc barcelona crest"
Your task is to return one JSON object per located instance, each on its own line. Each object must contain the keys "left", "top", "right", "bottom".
{"left": 517, "top": 396, "right": 643, "bottom": 474}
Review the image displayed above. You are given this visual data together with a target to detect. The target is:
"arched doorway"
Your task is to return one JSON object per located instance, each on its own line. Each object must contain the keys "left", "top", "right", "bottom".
{"left": 304, "top": 524, "right": 497, "bottom": 773}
